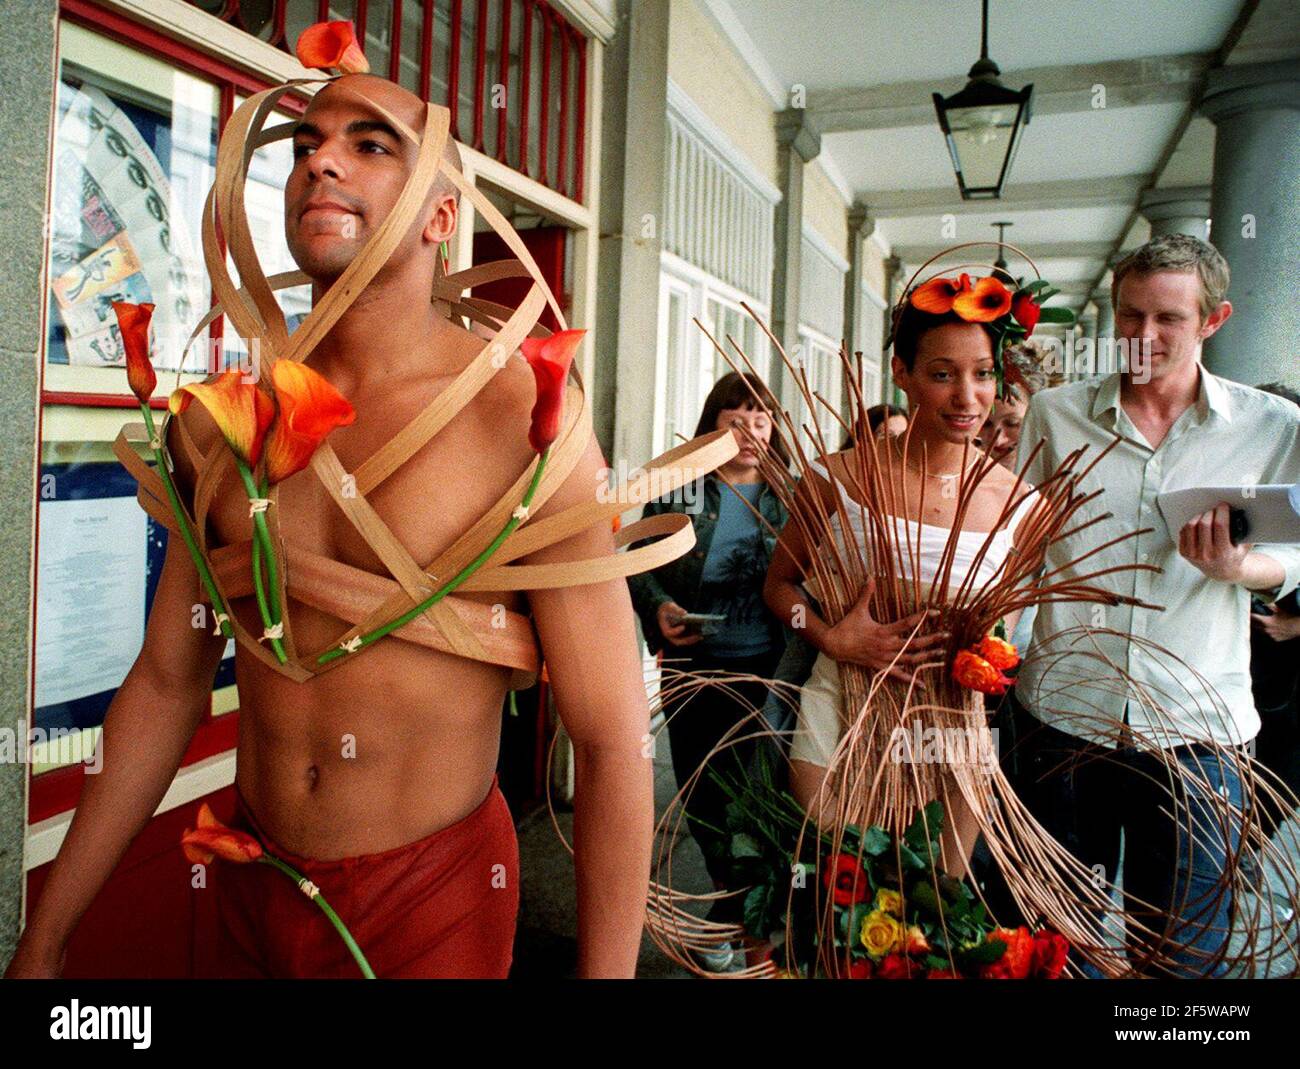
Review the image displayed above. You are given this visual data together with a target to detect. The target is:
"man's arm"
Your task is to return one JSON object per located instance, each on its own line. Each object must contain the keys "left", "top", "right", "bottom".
{"left": 524, "top": 433, "right": 654, "bottom": 978}
{"left": 5, "top": 418, "right": 227, "bottom": 978}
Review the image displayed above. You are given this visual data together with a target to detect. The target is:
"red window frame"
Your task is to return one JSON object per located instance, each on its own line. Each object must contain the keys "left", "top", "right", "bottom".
{"left": 31, "top": 1, "right": 309, "bottom": 823}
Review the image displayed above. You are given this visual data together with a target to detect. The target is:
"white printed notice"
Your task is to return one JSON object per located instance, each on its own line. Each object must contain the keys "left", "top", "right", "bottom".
{"left": 35, "top": 495, "right": 146, "bottom": 709}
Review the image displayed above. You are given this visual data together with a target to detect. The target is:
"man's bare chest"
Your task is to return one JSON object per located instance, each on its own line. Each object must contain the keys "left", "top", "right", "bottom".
{"left": 202, "top": 393, "right": 533, "bottom": 578}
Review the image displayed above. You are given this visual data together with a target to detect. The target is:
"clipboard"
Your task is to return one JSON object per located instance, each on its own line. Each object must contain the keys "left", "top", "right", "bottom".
{"left": 1156, "top": 484, "right": 1300, "bottom": 545}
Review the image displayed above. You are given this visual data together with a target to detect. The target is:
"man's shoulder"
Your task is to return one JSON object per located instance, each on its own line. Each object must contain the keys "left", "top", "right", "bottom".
{"left": 1212, "top": 373, "right": 1300, "bottom": 426}
{"left": 1026, "top": 378, "right": 1098, "bottom": 417}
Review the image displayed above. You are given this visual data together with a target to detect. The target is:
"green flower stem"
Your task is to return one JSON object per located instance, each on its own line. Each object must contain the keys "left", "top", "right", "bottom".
{"left": 259, "top": 853, "right": 376, "bottom": 979}
{"left": 317, "top": 446, "right": 551, "bottom": 666}
{"left": 236, "top": 460, "right": 287, "bottom": 664}
{"left": 139, "top": 404, "right": 233, "bottom": 640}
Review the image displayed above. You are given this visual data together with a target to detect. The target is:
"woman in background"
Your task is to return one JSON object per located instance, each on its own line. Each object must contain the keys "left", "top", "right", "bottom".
{"left": 628, "top": 371, "right": 791, "bottom": 971}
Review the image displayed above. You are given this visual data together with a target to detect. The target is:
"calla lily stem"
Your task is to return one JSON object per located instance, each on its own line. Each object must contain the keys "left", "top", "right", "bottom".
{"left": 237, "top": 460, "right": 288, "bottom": 664}
{"left": 317, "top": 446, "right": 551, "bottom": 665}
{"left": 139, "top": 404, "right": 234, "bottom": 640}
{"left": 259, "top": 853, "right": 376, "bottom": 979}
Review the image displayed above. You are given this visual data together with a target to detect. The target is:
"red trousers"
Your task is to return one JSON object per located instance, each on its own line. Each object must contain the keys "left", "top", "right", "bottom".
{"left": 197, "top": 777, "right": 519, "bottom": 979}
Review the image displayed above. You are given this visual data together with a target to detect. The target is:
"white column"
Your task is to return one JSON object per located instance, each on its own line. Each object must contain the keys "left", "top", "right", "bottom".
{"left": 1199, "top": 61, "right": 1300, "bottom": 385}
{"left": 1137, "top": 186, "right": 1211, "bottom": 241}
{"left": 770, "top": 108, "right": 820, "bottom": 405}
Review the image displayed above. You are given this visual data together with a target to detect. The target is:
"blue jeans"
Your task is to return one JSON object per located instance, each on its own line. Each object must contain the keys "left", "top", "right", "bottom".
{"left": 1009, "top": 690, "right": 1244, "bottom": 978}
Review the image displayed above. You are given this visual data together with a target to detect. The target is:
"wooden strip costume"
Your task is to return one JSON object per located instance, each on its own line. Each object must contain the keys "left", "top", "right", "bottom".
{"left": 112, "top": 76, "right": 736, "bottom": 689}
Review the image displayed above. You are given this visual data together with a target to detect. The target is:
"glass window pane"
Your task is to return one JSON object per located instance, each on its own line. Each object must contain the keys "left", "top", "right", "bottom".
{"left": 46, "top": 23, "right": 217, "bottom": 393}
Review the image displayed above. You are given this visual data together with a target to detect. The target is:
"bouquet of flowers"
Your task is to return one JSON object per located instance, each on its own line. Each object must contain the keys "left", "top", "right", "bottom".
{"left": 716, "top": 755, "right": 1068, "bottom": 979}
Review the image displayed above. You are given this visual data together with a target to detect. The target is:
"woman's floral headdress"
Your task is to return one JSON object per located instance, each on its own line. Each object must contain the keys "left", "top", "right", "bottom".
{"left": 892, "top": 243, "right": 1075, "bottom": 399}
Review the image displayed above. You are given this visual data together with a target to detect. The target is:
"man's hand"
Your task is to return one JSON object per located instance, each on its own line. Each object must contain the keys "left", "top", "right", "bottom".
{"left": 824, "top": 579, "right": 948, "bottom": 684}
{"left": 657, "top": 600, "right": 703, "bottom": 647}
{"left": 1178, "top": 503, "right": 1251, "bottom": 582}
{"left": 1251, "top": 603, "right": 1300, "bottom": 643}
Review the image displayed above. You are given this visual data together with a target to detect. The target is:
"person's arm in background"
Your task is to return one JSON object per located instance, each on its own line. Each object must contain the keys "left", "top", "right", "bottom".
{"left": 525, "top": 433, "right": 655, "bottom": 977}
{"left": 5, "top": 416, "right": 227, "bottom": 977}
{"left": 625, "top": 496, "right": 702, "bottom": 650}
{"left": 1014, "top": 393, "right": 1050, "bottom": 489}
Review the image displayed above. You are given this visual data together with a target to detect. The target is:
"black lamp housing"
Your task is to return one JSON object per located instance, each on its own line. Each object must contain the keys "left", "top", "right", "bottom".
{"left": 933, "top": 44, "right": 1033, "bottom": 199}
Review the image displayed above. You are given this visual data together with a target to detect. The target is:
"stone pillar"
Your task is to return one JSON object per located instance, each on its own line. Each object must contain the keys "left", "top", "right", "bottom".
{"left": 842, "top": 204, "right": 873, "bottom": 414}
{"left": 1137, "top": 185, "right": 1211, "bottom": 240}
{"left": 1199, "top": 60, "right": 1300, "bottom": 385}
{"left": 0, "top": 0, "right": 58, "bottom": 970}
{"left": 769, "top": 109, "right": 820, "bottom": 407}
{"left": 1093, "top": 292, "right": 1116, "bottom": 373}
{"left": 882, "top": 254, "right": 903, "bottom": 404}
{"left": 595, "top": 0, "right": 669, "bottom": 465}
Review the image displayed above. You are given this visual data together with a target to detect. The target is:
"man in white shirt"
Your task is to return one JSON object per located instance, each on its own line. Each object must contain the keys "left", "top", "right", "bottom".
{"left": 1012, "top": 233, "right": 1300, "bottom": 977}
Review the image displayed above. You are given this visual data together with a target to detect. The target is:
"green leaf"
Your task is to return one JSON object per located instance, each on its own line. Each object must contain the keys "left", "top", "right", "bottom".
{"left": 962, "top": 937, "right": 1008, "bottom": 965}
{"left": 924, "top": 954, "right": 951, "bottom": 971}
{"left": 861, "top": 825, "right": 892, "bottom": 856}
{"left": 1021, "top": 279, "right": 1053, "bottom": 294}
{"left": 730, "top": 832, "right": 762, "bottom": 859}
{"left": 1036, "top": 306, "right": 1076, "bottom": 324}
{"left": 743, "top": 884, "right": 774, "bottom": 938}
{"left": 910, "top": 880, "right": 943, "bottom": 916}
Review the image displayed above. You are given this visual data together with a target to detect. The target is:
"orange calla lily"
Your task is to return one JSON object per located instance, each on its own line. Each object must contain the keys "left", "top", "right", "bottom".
{"left": 952, "top": 648, "right": 1012, "bottom": 696}
{"left": 264, "top": 360, "right": 357, "bottom": 484}
{"left": 112, "top": 301, "right": 157, "bottom": 403}
{"left": 181, "top": 802, "right": 263, "bottom": 865}
{"left": 910, "top": 273, "right": 971, "bottom": 314}
{"left": 296, "top": 20, "right": 370, "bottom": 74}
{"left": 952, "top": 276, "right": 1013, "bottom": 323}
{"left": 169, "top": 371, "right": 277, "bottom": 468}
{"left": 521, "top": 329, "right": 584, "bottom": 453}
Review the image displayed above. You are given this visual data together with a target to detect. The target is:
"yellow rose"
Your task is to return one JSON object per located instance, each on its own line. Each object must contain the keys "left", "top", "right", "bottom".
{"left": 874, "top": 888, "right": 904, "bottom": 916}
{"left": 859, "top": 909, "right": 904, "bottom": 960}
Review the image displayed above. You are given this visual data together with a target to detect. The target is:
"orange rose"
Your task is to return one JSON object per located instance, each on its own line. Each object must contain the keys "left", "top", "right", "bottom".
{"left": 975, "top": 634, "right": 1019, "bottom": 672}
{"left": 904, "top": 925, "right": 931, "bottom": 955}
{"left": 981, "top": 926, "right": 1035, "bottom": 979}
{"left": 910, "top": 273, "right": 972, "bottom": 314}
{"left": 296, "top": 20, "right": 370, "bottom": 74}
{"left": 181, "top": 802, "right": 263, "bottom": 865}
{"left": 953, "top": 276, "right": 1013, "bottom": 323}
{"left": 952, "top": 649, "right": 1012, "bottom": 696}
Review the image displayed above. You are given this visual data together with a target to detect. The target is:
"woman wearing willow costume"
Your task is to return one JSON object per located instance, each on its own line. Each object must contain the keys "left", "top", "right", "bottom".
{"left": 628, "top": 372, "right": 790, "bottom": 967}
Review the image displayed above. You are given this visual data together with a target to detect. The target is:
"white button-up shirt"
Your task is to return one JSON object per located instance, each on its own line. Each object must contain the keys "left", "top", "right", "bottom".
{"left": 1015, "top": 368, "right": 1300, "bottom": 749}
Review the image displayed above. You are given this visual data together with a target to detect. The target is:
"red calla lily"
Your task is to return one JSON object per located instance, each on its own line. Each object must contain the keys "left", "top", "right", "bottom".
{"left": 521, "top": 329, "right": 584, "bottom": 453}
{"left": 112, "top": 301, "right": 157, "bottom": 403}
{"left": 910, "top": 273, "right": 972, "bottom": 314}
{"left": 169, "top": 371, "right": 277, "bottom": 468}
{"left": 953, "top": 276, "right": 1013, "bottom": 323}
{"left": 296, "top": 20, "right": 370, "bottom": 74}
{"left": 264, "top": 360, "right": 357, "bottom": 484}
{"left": 181, "top": 802, "right": 263, "bottom": 865}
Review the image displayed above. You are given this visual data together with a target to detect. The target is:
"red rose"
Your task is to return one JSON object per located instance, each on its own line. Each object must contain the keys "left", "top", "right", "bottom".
{"left": 846, "top": 959, "right": 873, "bottom": 979}
{"left": 1011, "top": 292, "right": 1041, "bottom": 335}
{"left": 876, "top": 953, "right": 920, "bottom": 980}
{"left": 822, "top": 853, "right": 870, "bottom": 907}
{"left": 927, "top": 967, "right": 963, "bottom": 979}
{"left": 1031, "top": 929, "right": 1069, "bottom": 979}
{"left": 981, "top": 926, "right": 1035, "bottom": 979}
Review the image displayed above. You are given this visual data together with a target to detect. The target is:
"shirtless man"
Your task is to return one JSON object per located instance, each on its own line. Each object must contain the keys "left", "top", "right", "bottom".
{"left": 7, "top": 73, "right": 653, "bottom": 978}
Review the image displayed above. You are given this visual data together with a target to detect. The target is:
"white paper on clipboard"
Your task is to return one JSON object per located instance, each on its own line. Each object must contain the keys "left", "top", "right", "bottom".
{"left": 1156, "top": 484, "right": 1300, "bottom": 545}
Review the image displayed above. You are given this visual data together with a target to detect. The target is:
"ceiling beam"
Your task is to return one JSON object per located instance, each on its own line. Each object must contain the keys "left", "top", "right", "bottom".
{"left": 891, "top": 240, "right": 1112, "bottom": 263}
{"left": 867, "top": 175, "right": 1147, "bottom": 217}
{"left": 808, "top": 54, "right": 1211, "bottom": 134}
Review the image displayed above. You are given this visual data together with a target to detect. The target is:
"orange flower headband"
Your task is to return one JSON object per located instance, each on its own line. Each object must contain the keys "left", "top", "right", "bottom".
{"left": 898, "top": 253, "right": 1074, "bottom": 398}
